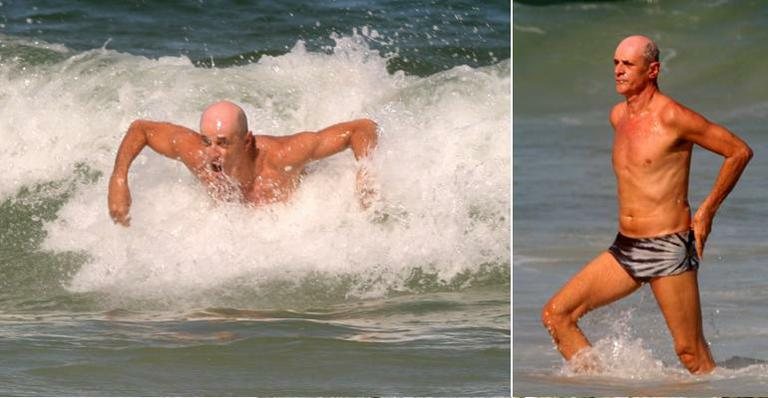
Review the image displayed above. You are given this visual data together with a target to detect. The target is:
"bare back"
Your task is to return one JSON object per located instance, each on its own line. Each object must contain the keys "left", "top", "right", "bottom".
{"left": 610, "top": 94, "right": 693, "bottom": 237}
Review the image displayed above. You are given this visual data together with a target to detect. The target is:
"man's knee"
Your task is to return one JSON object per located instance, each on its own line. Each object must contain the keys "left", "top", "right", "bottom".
{"left": 541, "top": 299, "right": 579, "bottom": 334}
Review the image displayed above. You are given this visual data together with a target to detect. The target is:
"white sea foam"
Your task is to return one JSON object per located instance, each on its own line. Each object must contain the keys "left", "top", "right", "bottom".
{"left": 559, "top": 315, "right": 768, "bottom": 385}
{"left": 560, "top": 309, "right": 683, "bottom": 380}
{"left": 2, "top": 33, "right": 510, "bottom": 305}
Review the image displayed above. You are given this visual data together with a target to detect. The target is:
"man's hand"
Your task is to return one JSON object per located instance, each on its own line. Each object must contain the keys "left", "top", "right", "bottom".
{"left": 356, "top": 165, "right": 378, "bottom": 209}
{"left": 692, "top": 206, "right": 714, "bottom": 260}
{"left": 108, "top": 174, "right": 132, "bottom": 226}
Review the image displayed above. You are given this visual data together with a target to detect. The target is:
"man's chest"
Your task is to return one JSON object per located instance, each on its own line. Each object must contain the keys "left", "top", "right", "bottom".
{"left": 243, "top": 166, "right": 304, "bottom": 204}
{"left": 612, "top": 116, "right": 681, "bottom": 169}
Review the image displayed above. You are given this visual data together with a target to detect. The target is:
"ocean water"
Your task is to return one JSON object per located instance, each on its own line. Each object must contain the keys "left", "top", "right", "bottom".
{"left": 0, "top": 1, "right": 510, "bottom": 395}
{"left": 514, "top": 0, "right": 768, "bottom": 396}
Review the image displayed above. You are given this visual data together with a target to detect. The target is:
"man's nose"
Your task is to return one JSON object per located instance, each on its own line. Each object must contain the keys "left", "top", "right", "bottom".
{"left": 206, "top": 145, "right": 223, "bottom": 157}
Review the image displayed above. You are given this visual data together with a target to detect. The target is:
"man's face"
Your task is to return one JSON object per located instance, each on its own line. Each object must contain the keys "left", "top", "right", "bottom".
{"left": 613, "top": 41, "right": 658, "bottom": 96}
{"left": 200, "top": 121, "right": 245, "bottom": 174}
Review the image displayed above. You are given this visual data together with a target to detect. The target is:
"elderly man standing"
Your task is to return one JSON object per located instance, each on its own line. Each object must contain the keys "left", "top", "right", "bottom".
{"left": 541, "top": 35, "right": 752, "bottom": 374}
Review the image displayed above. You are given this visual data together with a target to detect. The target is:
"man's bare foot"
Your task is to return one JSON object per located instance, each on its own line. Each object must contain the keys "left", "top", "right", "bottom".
{"left": 565, "top": 348, "right": 603, "bottom": 375}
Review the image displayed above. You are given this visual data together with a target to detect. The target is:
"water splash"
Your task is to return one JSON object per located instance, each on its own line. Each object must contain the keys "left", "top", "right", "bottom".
{"left": 0, "top": 31, "right": 510, "bottom": 309}
{"left": 561, "top": 309, "right": 675, "bottom": 379}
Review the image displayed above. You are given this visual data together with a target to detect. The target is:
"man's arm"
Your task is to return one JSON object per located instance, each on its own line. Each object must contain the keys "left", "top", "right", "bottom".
{"left": 668, "top": 105, "right": 753, "bottom": 258}
{"left": 108, "top": 120, "right": 201, "bottom": 226}
{"left": 277, "top": 118, "right": 379, "bottom": 207}
{"left": 307, "top": 118, "right": 378, "bottom": 161}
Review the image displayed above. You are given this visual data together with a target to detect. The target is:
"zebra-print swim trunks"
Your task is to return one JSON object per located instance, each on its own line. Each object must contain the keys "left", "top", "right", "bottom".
{"left": 608, "top": 230, "right": 699, "bottom": 281}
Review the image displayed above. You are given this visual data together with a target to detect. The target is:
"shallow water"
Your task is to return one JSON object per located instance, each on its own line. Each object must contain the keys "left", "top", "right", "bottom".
{"left": 514, "top": 0, "right": 768, "bottom": 396}
{"left": 1, "top": 290, "right": 509, "bottom": 396}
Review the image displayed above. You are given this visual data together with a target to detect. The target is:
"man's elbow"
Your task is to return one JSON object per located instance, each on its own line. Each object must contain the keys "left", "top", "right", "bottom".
{"left": 349, "top": 118, "right": 378, "bottom": 159}
{"left": 362, "top": 118, "right": 377, "bottom": 128}
{"left": 128, "top": 119, "right": 146, "bottom": 130}
{"left": 127, "top": 119, "right": 151, "bottom": 137}
{"left": 727, "top": 143, "right": 754, "bottom": 172}
{"left": 356, "top": 118, "right": 378, "bottom": 136}
{"left": 739, "top": 144, "right": 754, "bottom": 165}
{"left": 355, "top": 118, "right": 378, "bottom": 143}
{"left": 119, "top": 120, "right": 152, "bottom": 151}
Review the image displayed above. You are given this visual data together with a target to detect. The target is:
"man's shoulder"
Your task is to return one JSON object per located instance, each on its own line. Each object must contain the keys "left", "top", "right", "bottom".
{"left": 656, "top": 96, "right": 703, "bottom": 126}
{"left": 254, "top": 134, "right": 281, "bottom": 157}
{"left": 257, "top": 132, "right": 318, "bottom": 165}
{"left": 655, "top": 95, "right": 712, "bottom": 138}
{"left": 610, "top": 102, "right": 626, "bottom": 125}
{"left": 258, "top": 131, "right": 318, "bottom": 150}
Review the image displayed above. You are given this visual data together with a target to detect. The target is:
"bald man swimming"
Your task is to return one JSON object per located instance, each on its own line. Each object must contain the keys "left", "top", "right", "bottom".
{"left": 108, "top": 101, "right": 378, "bottom": 226}
{"left": 541, "top": 35, "right": 752, "bottom": 374}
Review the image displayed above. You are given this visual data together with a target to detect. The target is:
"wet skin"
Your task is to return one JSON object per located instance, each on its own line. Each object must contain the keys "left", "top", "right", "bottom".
{"left": 108, "top": 101, "right": 378, "bottom": 226}
{"left": 541, "top": 35, "right": 752, "bottom": 374}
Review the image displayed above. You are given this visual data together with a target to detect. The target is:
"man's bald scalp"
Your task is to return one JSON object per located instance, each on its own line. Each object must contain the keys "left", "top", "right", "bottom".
{"left": 200, "top": 100, "right": 248, "bottom": 137}
{"left": 618, "top": 35, "right": 659, "bottom": 65}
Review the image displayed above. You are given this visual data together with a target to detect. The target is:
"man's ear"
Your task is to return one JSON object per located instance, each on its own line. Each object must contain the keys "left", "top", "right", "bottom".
{"left": 649, "top": 61, "right": 660, "bottom": 80}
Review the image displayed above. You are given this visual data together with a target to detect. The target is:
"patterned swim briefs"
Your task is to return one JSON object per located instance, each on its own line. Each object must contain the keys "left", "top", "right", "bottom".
{"left": 608, "top": 230, "right": 699, "bottom": 281}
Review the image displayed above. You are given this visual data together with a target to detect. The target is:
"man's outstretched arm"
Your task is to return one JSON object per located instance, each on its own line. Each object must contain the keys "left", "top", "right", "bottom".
{"left": 280, "top": 118, "right": 379, "bottom": 207}
{"left": 669, "top": 106, "right": 753, "bottom": 258}
{"left": 315, "top": 119, "right": 379, "bottom": 208}
{"left": 308, "top": 118, "right": 379, "bottom": 160}
{"left": 108, "top": 120, "right": 200, "bottom": 226}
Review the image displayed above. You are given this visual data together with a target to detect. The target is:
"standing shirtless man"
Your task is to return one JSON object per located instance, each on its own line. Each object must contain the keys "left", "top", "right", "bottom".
{"left": 108, "top": 100, "right": 378, "bottom": 226}
{"left": 541, "top": 35, "right": 752, "bottom": 374}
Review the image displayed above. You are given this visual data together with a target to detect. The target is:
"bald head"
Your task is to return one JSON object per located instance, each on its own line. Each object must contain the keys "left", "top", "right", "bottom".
{"left": 199, "top": 100, "right": 248, "bottom": 138}
{"left": 617, "top": 35, "right": 659, "bottom": 66}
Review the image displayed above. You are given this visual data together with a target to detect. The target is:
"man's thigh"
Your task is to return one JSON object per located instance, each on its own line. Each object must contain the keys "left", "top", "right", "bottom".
{"left": 547, "top": 251, "right": 642, "bottom": 317}
{"left": 649, "top": 270, "right": 705, "bottom": 342}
